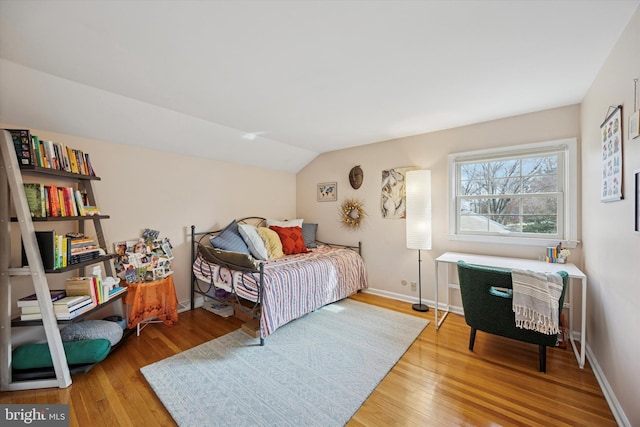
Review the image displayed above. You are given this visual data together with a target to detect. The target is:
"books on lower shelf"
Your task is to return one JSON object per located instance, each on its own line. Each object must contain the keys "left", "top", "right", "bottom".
{"left": 18, "top": 277, "right": 127, "bottom": 321}
{"left": 65, "top": 276, "right": 126, "bottom": 305}
{"left": 20, "top": 300, "right": 97, "bottom": 321}
{"left": 16, "top": 289, "right": 66, "bottom": 307}
{"left": 22, "top": 231, "right": 102, "bottom": 270}
{"left": 18, "top": 294, "right": 97, "bottom": 321}
{"left": 21, "top": 295, "right": 92, "bottom": 314}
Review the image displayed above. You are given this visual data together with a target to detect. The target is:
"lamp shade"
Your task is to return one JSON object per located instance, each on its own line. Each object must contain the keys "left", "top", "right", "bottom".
{"left": 405, "top": 169, "right": 432, "bottom": 250}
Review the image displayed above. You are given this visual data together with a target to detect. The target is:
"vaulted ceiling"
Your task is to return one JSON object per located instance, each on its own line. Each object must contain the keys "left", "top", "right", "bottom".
{"left": 1, "top": 1, "right": 638, "bottom": 172}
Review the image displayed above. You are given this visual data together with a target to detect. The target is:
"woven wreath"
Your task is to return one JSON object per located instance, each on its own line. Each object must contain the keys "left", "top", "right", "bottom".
{"left": 340, "top": 198, "right": 366, "bottom": 229}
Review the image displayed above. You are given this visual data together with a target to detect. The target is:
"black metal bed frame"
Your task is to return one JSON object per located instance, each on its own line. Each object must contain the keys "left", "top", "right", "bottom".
{"left": 190, "top": 217, "right": 362, "bottom": 346}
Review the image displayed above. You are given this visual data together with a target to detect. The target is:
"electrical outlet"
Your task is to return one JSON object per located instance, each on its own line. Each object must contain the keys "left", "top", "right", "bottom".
{"left": 411, "top": 281, "right": 417, "bottom": 291}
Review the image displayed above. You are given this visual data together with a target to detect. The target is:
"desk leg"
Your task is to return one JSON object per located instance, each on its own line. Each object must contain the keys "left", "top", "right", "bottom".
{"left": 435, "top": 260, "right": 450, "bottom": 330}
{"left": 435, "top": 260, "right": 439, "bottom": 329}
{"left": 568, "top": 277, "right": 586, "bottom": 369}
{"left": 572, "top": 277, "right": 586, "bottom": 368}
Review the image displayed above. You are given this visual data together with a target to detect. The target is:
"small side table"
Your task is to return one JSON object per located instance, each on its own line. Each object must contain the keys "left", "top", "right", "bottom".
{"left": 123, "top": 275, "right": 179, "bottom": 336}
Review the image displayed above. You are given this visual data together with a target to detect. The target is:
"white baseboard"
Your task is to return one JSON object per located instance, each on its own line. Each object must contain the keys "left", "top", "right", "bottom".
{"left": 586, "top": 343, "right": 630, "bottom": 427}
{"left": 361, "top": 288, "right": 464, "bottom": 315}
{"left": 361, "top": 288, "right": 419, "bottom": 304}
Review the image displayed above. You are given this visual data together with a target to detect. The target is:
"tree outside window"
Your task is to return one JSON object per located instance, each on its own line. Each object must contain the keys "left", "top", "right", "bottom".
{"left": 456, "top": 152, "right": 563, "bottom": 238}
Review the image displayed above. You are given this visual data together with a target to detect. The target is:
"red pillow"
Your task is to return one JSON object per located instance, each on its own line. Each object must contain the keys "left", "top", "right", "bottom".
{"left": 269, "top": 226, "right": 310, "bottom": 255}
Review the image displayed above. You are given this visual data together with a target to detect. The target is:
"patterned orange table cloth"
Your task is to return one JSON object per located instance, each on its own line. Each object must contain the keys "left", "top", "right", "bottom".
{"left": 123, "top": 275, "right": 179, "bottom": 329}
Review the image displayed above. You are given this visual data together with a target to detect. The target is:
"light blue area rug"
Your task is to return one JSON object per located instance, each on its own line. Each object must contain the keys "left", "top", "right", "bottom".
{"left": 141, "top": 299, "right": 429, "bottom": 426}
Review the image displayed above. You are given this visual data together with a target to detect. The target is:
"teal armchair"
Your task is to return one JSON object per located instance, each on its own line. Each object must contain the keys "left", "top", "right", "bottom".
{"left": 456, "top": 261, "right": 568, "bottom": 372}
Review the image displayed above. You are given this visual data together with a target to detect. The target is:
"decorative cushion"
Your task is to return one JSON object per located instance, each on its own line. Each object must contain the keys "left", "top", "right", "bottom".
{"left": 269, "top": 225, "right": 310, "bottom": 255}
{"left": 199, "top": 244, "right": 260, "bottom": 271}
{"left": 60, "top": 320, "right": 124, "bottom": 346}
{"left": 266, "top": 218, "right": 304, "bottom": 228}
{"left": 256, "top": 227, "right": 284, "bottom": 259}
{"left": 210, "top": 220, "right": 250, "bottom": 254}
{"left": 237, "top": 224, "right": 269, "bottom": 261}
{"left": 12, "top": 339, "right": 111, "bottom": 370}
{"left": 301, "top": 223, "right": 318, "bottom": 249}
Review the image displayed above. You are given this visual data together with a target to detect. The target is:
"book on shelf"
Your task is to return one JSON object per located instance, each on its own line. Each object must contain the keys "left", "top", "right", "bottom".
{"left": 23, "top": 183, "right": 46, "bottom": 218}
{"left": 20, "top": 295, "right": 93, "bottom": 315}
{"left": 69, "top": 236, "right": 95, "bottom": 248}
{"left": 19, "top": 312, "right": 45, "bottom": 321}
{"left": 7, "top": 129, "right": 33, "bottom": 166}
{"left": 31, "top": 135, "right": 43, "bottom": 167}
{"left": 84, "top": 152, "right": 96, "bottom": 176}
{"left": 69, "top": 251, "right": 100, "bottom": 265}
{"left": 21, "top": 230, "right": 56, "bottom": 270}
{"left": 54, "top": 296, "right": 93, "bottom": 314}
{"left": 20, "top": 299, "right": 97, "bottom": 321}
{"left": 53, "top": 294, "right": 92, "bottom": 308}
{"left": 108, "top": 286, "right": 127, "bottom": 299}
{"left": 65, "top": 277, "right": 98, "bottom": 304}
{"left": 82, "top": 206, "right": 101, "bottom": 216}
{"left": 74, "top": 190, "right": 86, "bottom": 216}
{"left": 44, "top": 184, "right": 60, "bottom": 217}
{"left": 16, "top": 289, "right": 66, "bottom": 308}
{"left": 55, "top": 301, "right": 97, "bottom": 320}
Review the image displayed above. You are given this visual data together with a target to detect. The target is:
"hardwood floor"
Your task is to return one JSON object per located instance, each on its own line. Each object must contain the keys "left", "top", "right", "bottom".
{"left": 1, "top": 293, "right": 615, "bottom": 426}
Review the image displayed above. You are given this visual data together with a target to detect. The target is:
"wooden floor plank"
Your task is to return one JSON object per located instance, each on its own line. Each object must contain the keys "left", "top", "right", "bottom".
{"left": 1, "top": 293, "right": 616, "bottom": 426}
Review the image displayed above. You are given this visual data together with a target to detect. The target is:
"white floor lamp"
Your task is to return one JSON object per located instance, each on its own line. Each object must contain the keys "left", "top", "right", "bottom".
{"left": 406, "top": 170, "right": 432, "bottom": 312}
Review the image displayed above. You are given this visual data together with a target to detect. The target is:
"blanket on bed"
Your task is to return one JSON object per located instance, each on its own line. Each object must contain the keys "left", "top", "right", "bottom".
{"left": 193, "top": 244, "right": 368, "bottom": 338}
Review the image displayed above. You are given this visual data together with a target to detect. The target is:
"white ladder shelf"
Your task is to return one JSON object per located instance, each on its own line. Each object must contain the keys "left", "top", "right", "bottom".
{"left": 0, "top": 129, "right": 72, "bottom": 391}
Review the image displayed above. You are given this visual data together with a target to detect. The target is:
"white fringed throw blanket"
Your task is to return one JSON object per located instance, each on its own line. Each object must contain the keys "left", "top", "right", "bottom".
{"left": 511, "top": 269, "right": 563, "bottom": 335}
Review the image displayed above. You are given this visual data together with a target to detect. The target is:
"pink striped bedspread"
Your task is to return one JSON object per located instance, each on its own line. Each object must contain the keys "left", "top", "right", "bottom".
{"left": 192, "top": 244, "right": 368, "bottom": 338}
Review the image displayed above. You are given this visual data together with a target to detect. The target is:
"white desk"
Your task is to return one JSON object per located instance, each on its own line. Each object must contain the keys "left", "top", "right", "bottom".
{"left": 434, "top": 252, "right": 587, "bottom": 369}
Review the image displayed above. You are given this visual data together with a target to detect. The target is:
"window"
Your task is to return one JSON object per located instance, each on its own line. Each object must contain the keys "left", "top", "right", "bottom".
{"left": 448, "top": 138, "right": 578, "bottom": 247}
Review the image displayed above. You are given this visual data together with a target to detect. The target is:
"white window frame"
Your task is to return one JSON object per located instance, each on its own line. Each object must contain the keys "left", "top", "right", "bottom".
{"left": 448, "top": 138, "right": 578, "bottom": 248}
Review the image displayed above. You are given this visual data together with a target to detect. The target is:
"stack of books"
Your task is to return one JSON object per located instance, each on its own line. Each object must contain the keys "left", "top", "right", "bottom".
{"left": 69, "top": 236, "right": 101, "bottom": 265}
{"left": 17, "top": 290, "right": 96, "bottom": 321}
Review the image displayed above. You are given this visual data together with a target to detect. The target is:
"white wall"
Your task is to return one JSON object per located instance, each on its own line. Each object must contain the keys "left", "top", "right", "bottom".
{"left": 580, "top": 6, "right": 640, "bottom": 427}
{"left": 0, "top": 127, "right": 296, "bottom": 311}
{"left": 296, "top": 105, "right": 581, "bottom": 306}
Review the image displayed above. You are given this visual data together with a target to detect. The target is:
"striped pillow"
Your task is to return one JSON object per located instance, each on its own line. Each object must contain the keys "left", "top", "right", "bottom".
{"left": 210, "top": 220, "right": 250, "bottom": 254}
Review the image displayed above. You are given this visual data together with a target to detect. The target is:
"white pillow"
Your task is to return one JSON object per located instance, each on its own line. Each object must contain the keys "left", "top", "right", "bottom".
{"left": 237, "top": 224, "right": 269, "bottom": 261}
{"left": 266, "top": 218, "right": 303, "bottom": 228}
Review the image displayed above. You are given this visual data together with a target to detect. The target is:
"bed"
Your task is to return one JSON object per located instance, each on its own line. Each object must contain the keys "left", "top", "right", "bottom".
{"left": 190, "top": 217, "right": 368, "bottom": 344}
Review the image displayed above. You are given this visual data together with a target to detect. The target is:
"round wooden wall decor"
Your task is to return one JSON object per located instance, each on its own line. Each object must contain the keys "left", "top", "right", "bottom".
{"left": 349, "top": 165, "right": 364, "bottom": 189}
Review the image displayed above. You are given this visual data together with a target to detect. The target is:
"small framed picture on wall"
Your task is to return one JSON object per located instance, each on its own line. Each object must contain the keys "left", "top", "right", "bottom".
{"left": 600, "top": 105, "right": 624, "bottom": 202}
{"left": 317, "top": 182, "right": 337, "bottom": 202}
